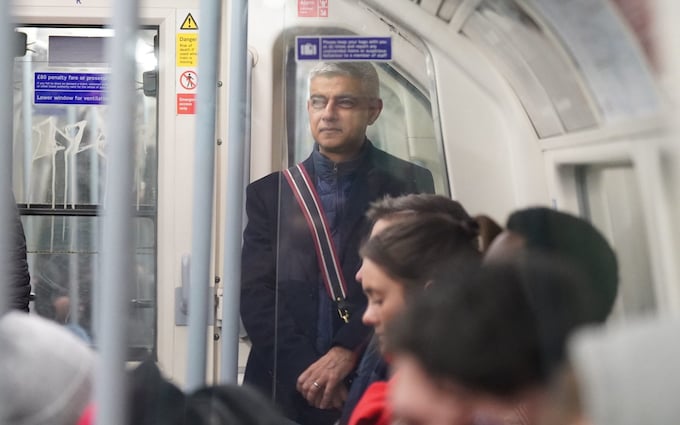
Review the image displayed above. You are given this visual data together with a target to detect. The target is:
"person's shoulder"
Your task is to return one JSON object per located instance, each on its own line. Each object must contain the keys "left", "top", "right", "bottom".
{"left": 248, "top": 170, "right": 282, "bottom": 188}
{"left": 245, "top": 172, "right": 284, "bottom": 207}
{"left": 370, "top": 145, "right": 429, "bottom": 173}
{"left": 368, "top": 145, "right": 434, "bottom": 192}
{"left": 248, "top": 154, "right": 314, "bottom": 192}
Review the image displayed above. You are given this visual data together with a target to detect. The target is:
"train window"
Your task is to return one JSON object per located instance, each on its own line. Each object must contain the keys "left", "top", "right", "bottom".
{"left": 407, "top": 0, "right": 464, "bottom": 22}
{"left": 12, "top": 27, "right": 158, "bottom": 360}
{"left": 461, "top": 0, "right": 599, "bottom": 138}
{"left": 529, "top": 0, "right": 660, "bottom": 123}
{"left": 575, "top": 164, "right": 656, "bottom": 317}
{"left": 285, "top": 47, "right": 449, "bottom": 195}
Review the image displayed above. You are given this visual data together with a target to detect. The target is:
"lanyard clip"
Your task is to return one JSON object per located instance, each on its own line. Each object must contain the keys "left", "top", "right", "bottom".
{"left": 337, "top": 307, "right": 350, "bottom": 323}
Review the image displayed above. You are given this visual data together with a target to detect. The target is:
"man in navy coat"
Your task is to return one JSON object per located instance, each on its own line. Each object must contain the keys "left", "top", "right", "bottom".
{"left": 240, "top": 61, "right": 434, "bottom": 425}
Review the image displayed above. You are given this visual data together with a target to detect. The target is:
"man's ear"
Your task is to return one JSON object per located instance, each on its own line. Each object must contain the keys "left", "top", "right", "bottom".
{"left": 367, "top": 98, "right": 383, "bottom": 125}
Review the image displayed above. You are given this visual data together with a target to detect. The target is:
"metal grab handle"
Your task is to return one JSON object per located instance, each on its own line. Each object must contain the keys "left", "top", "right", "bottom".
{"left": 175, "top": 254, "right": 214, "bottom": 326}
{"left": 180, "top": 254, "right": 190, "bottom": 314}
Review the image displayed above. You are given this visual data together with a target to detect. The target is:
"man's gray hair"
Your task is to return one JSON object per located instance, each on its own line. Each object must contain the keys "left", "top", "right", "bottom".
{"left": 308, "top": 62, "right": 381, "bottom": 99}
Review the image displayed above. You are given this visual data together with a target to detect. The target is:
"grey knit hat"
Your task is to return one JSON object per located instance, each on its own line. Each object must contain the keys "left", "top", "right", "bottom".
{"left": 0, "top": 312, "right": 95, "bottom": 425}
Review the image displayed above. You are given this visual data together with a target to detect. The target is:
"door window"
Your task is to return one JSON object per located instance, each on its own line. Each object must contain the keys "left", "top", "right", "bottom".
{"left": 13, "top": 26, "right": 158, "bottom": 359}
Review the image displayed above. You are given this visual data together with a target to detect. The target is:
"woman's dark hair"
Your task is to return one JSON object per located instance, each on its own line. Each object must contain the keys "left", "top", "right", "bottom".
{"left": 367, "top": 194, "right": 473, "bottom": 223}
{"left": 359, "top": 214, "right": 480, "bottom": 293}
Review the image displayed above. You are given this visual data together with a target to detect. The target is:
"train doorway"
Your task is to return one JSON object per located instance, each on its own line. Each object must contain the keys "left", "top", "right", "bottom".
{"left": 13, "top": 26, "right": 159, "bottom": 360}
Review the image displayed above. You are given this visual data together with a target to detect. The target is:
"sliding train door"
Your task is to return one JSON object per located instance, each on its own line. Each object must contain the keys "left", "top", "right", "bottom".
{"left": 13, "top": 24, "right": 159, "bottom": 359}
{"left": 12, "top": 3, "right": 210, "bottom": 386}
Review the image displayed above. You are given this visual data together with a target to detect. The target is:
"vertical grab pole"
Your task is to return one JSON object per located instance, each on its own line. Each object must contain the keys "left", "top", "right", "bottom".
{"left": 95, "top": 0, "right": 138, "bottom": 424}
{"left": 22, "top": 56, "right": 32, "bottom": 205}
{"left": 219, "top": 0, "right": 249, "bottom": 384}
{"left": 0, "top": 1, "right": 12, "bottom": 317}
{"left": 186, "top": 0, "right": 222, "bottom": 391}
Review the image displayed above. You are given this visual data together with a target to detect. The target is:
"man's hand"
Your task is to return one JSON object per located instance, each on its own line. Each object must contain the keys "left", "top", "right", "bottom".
{"left": 297, "top": 346, "right": 357, "bottom": 409}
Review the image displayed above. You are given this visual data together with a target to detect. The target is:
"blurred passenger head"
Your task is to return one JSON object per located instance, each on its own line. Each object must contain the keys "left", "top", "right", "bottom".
{"left": 386, "top": 258, "right": 598, "bottom": 425}
{"left": 127, "top": 360, "right": 187, "bottom": 425}
{"left": 390, "top": 354, "right": 479, "bottom": 425}
{"left": 0, "top": 311, "right": 95, "bottom": 425}
{"left": 186, "top": 384, "right": 290, "bottom": 425}
{"left": 356, "top": 214, "right": 480, "bottom": 351}
{"left": 485, "top": 207, "right": 619, "bottom": 322}
{"left": 53, "top": 294, "right": 71, "bottom": 324}
{"left": 537, "top": 366, "right": 590, "bottom": 425}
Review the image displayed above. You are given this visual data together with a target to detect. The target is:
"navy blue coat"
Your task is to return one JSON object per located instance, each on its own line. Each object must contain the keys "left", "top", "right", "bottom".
{"left": 240, "top": 141, "right": 434, "bottom": 424}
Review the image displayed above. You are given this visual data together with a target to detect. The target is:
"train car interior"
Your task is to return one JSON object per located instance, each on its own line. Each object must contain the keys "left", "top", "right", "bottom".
{"left": 3, "top": 0, "right": 679, "bottom": 423}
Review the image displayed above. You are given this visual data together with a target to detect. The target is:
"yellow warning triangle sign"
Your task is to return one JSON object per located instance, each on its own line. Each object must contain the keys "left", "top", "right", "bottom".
{"left": 181, "top": 13, "right": 198, "bottom": 30}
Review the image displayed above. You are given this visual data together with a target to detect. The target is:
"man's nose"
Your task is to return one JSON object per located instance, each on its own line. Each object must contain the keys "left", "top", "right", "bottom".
{"left": 321, "top": 101, "right": 339, "bottom": 120}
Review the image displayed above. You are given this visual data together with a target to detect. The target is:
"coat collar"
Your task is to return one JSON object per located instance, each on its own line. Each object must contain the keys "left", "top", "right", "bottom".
{"left": 311, "top": 145, "right": 366, "bottom": 181}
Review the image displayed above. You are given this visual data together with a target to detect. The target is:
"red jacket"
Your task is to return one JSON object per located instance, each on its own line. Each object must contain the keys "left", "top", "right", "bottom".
{"left": 348, "top": 381, "right": 391, "bottom": 425}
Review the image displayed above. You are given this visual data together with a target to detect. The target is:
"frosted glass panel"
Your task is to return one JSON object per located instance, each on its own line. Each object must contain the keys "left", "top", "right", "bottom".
{"left": 577, "top": 164, "right": 656, "bottom": 318}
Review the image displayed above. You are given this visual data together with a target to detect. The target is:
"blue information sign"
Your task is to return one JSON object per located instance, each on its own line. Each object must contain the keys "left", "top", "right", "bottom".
{"left": 34, "top": 72, "right": 108, "bottom": 105}
{"left": 296, "top": 36, "right": 392, "bottom": 61}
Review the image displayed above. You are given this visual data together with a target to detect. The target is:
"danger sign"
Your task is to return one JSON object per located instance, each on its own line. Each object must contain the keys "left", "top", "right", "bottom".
{"left": 181, "top": 13, "right": 198, "bottom": 30}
